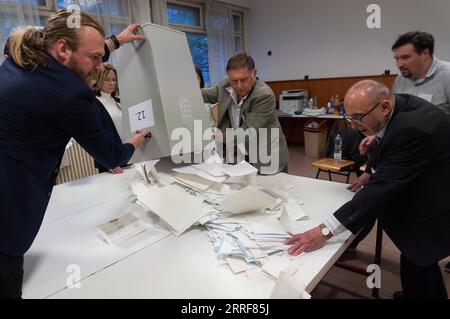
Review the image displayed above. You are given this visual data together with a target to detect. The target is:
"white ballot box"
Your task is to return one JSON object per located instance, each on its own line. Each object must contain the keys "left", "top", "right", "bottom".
{"left": 116, "top": 23, "right": 211, "bottom": 163}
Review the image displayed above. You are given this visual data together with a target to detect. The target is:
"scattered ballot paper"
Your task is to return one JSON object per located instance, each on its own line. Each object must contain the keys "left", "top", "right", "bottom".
{"left": 220, "top": 185, "right": 278, "bottom": 215}
{"left": 192, "top": 163, "right": 226, "bottom": 177}
{"left": 225, "top": 257, "right": 256, "bottom": 274}
{"left": 245, "top": 212, "right": 289, "bottom": 239}
{"left": 134, "top": 160, "right": 160, "bottom": 184}
{"left": 133, "top": 184, "right": 210, "bottom": 236}
{"left": 279, "top": 207, "right": 307, "bottom": 235}
{"left": 174, "top": 173, "right": 214, "bottom": 191}
{"left": 173, "top": 166, "right": 227, "bottom": 184}
{"left": 204, "top": 182, "right": 231, "bottom": 196}
{"left": 255, "top": 173, "right": 296, "bottom": 192}
{"left": 222, "top": 160, "right": 258, "bottom": 177}
{"left": 282, "top": 201, "right": 308, "bottom": 221}
{"left": 204, "top": 150, "right": 224, "bottom": 164}
{"left": 261, "top": 254, "right": 298, "bottom": 279}
{"left": 271, "top": 271, "right": 311, "bottom": 299}
{"left": 97, "top": 212, "right": 149, "bottom": 245}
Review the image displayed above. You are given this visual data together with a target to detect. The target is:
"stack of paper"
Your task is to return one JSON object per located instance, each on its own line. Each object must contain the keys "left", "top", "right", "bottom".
{"left": 173, "top": 166, "right": 227, "bottom": 183}
{"left": 192, "top": 162, "right": 226, "bottom": 177}
{"left": 173, "top": 172, "right": 214, "bottom": 191}
{"left": 202, "top": 213, "right": 297, "bottom": 275}
{"left": 172, "top": 160, "right": 259, "bottom": 193}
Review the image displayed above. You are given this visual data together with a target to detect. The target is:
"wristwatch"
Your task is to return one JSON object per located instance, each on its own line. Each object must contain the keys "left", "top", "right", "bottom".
{"left": 319, "top": 223, "right": 333, "bottom": 239}
{"left": 109, "top": 35, "right": 121, "bottom": 49}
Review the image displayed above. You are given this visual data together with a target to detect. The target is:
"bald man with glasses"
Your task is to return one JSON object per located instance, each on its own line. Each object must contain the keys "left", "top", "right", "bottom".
{"left": 344, "top": 100, "right": 383, "bottom": 127}
{"left": 285, "top": 80, "right": 450, "bottom": 299}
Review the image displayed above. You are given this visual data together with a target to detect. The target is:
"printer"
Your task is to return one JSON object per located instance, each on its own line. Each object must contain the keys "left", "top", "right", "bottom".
{"left": 279, "top": 89, "right": 308, "bottom": 115}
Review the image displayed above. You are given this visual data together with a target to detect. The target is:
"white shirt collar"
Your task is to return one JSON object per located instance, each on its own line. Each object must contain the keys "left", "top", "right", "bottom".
{"left": 226, "top": 86, "right": 248, "bottom": 106}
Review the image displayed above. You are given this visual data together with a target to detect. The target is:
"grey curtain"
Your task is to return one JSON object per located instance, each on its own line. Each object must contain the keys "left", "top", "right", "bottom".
{"left": 205, "top": 0, "right": 234, "bottom": 86}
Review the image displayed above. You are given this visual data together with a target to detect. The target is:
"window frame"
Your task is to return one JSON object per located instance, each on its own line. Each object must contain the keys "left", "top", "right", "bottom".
{"left": 0, "top": 0, "right": 134, "bottom": 60}
{"left": 166, "top": 1, "right": 209, "bottom": 84}
{"left": 166, "top": 0, "right": 246, "bottom": 86}
{"left": 55, "top": 0, "right": 132, "bottom": 23}
{"left": 167, "top": 1, "right": 245, "bottom": 47}
{"left": 167, "top": 0, "right": 206, "bottom": 34}
{"left": 0, "top": 0, "right": 49, "bottom": 13}
{"left": 232, "top": 10, "right": 244, "bottom": 52}
{"left": 0, "top": 0, "right": 133, "bottom": 27}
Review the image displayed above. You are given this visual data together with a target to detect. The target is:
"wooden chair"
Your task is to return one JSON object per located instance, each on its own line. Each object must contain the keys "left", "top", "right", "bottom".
{"left": 312, "top": 158, "right": 356, "bottom": 183}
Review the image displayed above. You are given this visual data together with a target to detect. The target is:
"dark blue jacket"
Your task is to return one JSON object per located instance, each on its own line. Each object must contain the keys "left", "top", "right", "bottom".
{"left": 0, "top": 56, "right": 134, "bottom": 256}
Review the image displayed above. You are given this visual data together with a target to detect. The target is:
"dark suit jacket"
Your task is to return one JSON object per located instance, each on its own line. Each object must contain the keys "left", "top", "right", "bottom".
{"left": 334, "top": 94, "right": 450, "bottom": 266}
{"left": 0, "top": 56, "right": 134, "bottom": 256}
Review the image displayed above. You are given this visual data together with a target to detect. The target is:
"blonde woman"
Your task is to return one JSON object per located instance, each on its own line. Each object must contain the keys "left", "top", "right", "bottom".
{"left": 93, "top": 64, "right": 127, "bottom": 174}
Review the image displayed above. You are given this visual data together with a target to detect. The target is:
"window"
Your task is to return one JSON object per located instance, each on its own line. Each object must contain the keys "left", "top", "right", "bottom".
{"left": 0, "top": 2, "right": 48, "bottom": 47}
{"left": 166, "top": 1, "right": 245, "bottom": 87}
{"left": 56, "top": 0, "right": 131, "bottom": 33}
{"left": 1, "top": 0, "right": 48, "bottom": 7}
{"left": 56, "top": 0, "right": 130, "bottom": 18}
{"left": 167, "top": 1, "right": 210, "bottom": 86}
{"left": 167, "top": 2, "right": 202, "bottom": 29}
{"left": 232, "top": 12, "right": 243, "bottom": 52}
{"left": 1, "top": 0, "right": 132, "bottom": 57}
{"left": 186, "top": 32, "right": 209, "bottom": 85}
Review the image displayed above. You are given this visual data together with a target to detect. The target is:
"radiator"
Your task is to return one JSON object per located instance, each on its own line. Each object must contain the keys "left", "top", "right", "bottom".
{"left": 55, "top": 140, "right": 99, "bottom": 184}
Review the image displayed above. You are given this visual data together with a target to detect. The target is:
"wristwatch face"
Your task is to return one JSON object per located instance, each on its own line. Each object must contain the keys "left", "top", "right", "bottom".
{"left": 321, "top": 227, "right": 330, "bottom": 236}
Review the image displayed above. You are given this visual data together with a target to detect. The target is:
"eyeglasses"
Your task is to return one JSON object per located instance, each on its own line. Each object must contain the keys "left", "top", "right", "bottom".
{"left": 344, "top": 100, "right": 383, "bottom": 126}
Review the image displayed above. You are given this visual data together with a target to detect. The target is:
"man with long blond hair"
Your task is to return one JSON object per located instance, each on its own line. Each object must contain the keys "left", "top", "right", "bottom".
{"left": 0, "top": 10, "right": 149, "bottom": 298}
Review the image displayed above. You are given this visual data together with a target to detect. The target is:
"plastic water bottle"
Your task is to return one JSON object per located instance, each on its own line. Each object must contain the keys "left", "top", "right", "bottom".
{"left": 333, "top": 95, "right": 339, "bottom": 115}
{"left": 328, "top": 97, "right": 334, "bottom": 114}
{"left": 334, "top": 134, "right": 342, "bottom": 161}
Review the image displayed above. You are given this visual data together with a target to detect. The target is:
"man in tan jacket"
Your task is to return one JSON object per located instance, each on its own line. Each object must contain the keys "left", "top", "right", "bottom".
{"left": 202, "top": 52, "right": 288, "bottom": 174}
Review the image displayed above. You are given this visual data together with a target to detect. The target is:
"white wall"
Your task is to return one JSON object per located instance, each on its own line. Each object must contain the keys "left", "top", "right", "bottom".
{"left": 247, "top": 0, "right": 450, "bottom": 81}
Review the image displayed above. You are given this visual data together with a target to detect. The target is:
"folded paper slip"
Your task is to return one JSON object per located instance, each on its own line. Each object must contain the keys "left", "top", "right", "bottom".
{"left": 97, "top": 212, "right": 148, "bottom": 245}
{"left": 134, "top": 184, "right": 211, "bottom": 236}
{"left": 220, "top": 185, "right": 278, "bottom": 215}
